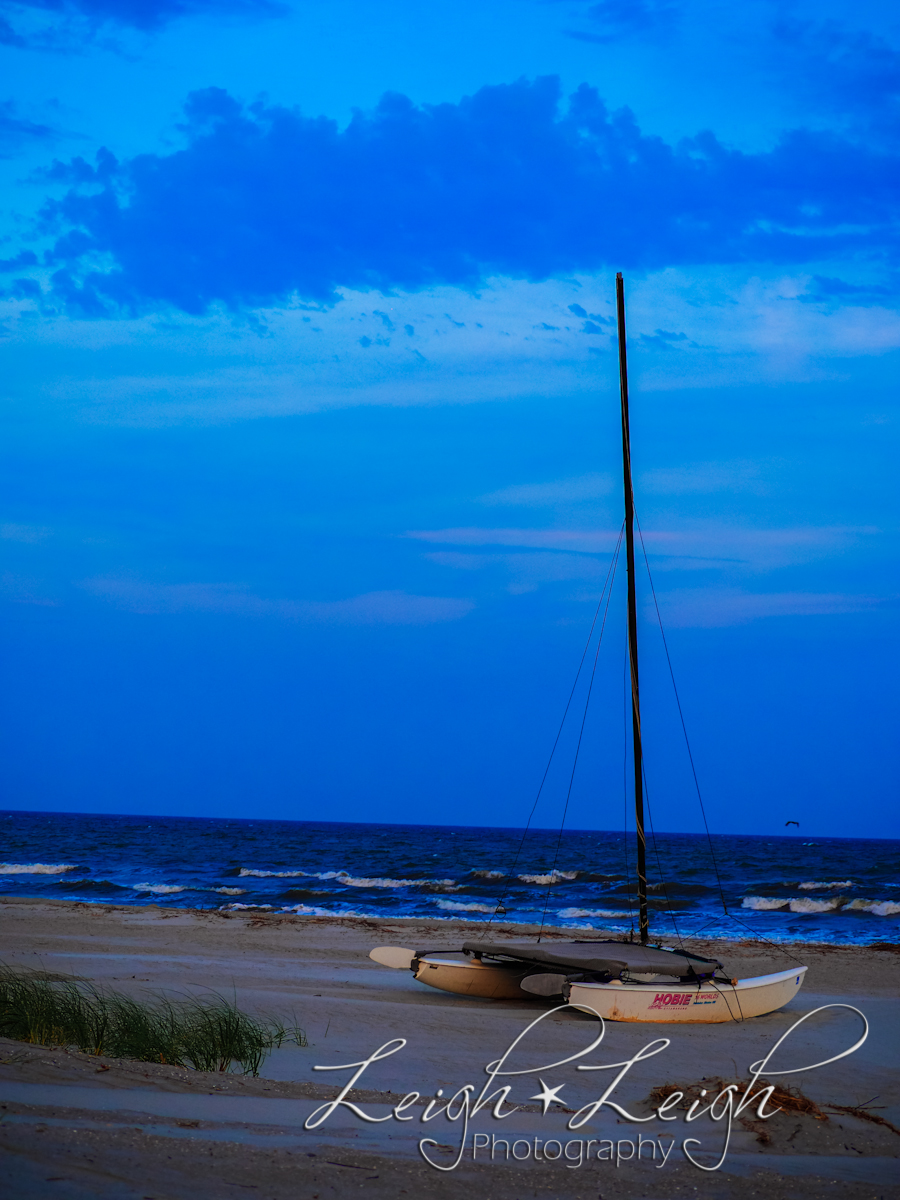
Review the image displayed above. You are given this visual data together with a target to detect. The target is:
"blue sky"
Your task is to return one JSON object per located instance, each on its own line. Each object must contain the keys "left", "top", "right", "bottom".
{"left": 0, "top": 0, "right": 897, "bottom": 837}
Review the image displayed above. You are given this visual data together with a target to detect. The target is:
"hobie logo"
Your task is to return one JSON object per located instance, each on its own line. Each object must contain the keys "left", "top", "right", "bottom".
{"left": 648, "top": 993, "right": 692, "bottom": 1009}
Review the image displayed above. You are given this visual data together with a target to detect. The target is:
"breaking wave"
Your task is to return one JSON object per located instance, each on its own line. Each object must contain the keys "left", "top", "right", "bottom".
{"left": 0, "top": 862, "right": 77, "bottom": 875}
{"left": 212, "top": 887, "right": 246, "bottom": 895}
{"left": 433, "top": 899, "right": 496, "bottom": 913}
{"left": 277, "top": 903, "right": 377, "bottom": 918}
{"left": 844, "top": 899, "right": 900, "bottom": 916}
{"left": 132, "top": 883, "right": 186, "bottom": 894}
{"left": 743, "top": 895, "right": 899, "bottom": 916}
{"left": 742, "top": 896, "right": 843, "bottom": 913}
{"left": 335, "top": 873, "right": 457, "bottom": 889}
{"left": 798, "top": 880, "right": 853, "bottom": 891}
{"left": 787, "top": 897, "right": 844, "bottom": 913}
{"left": 470, "top": 870, "right": 505, "bottom": 880}
{"left": 239, "top": 868, "right": 308, "bottom": 878}
{"left": 223, "top": 903, "right": 273, "bottom": 911}
{"left": 238, "top": 867, "right": 457, "bottom": 889}
{"left": 518, "top": 871, "right": 578, "bottom": 885}
{"left": 557, "top": 907, "right": 632, "bottom": 919}
{"left": 277, "top": 903, "right": 334, "bottom": 916}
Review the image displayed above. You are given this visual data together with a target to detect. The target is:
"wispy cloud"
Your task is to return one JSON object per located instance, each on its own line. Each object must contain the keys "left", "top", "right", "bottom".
{"left": 655, "top": 587, "right": 888, "bottom": 628}
{"left": 797, "top": 275, "right": 896, "bottom": 308}
{"left": 480, "top": 473, "right": 613, "bottom": 507}
{"left": 564, "top": 0, "right": 678, "bottom": 45}
{"left": 408, "top": 523, "right": 877, "bottom": 571}
{"left": 1, "top": 522, "right": 51, "bottom": 542}
{"left": 408, "top": 527, "right": 620, "bottom": 553}
{"left": 426, "top": 550, "right": 610, "bottom": 594}
{"left": 80, "top": 579, "right": 474, "bottom": 624}
{"left": 0, "top": 101, "right": 54, "bottom": 156}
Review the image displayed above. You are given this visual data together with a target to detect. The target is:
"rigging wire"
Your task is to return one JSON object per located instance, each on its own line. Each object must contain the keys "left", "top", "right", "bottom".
{"left": 634, "top": 510, "right": 730, "bottom": 919}
{"left": 537, "top": 541, "right": 622, "bottom": 941}
{"left": 640, "top": 762, "right": 686, "bottom": 950}
{"left": 694, "top": 909, "right": 805, "bottom": 967}
{"left": 643, "top": 764, "right": 744, "bottom": 1020}
{"left": 633, "top": 511, "right": 806, "bottom": 965}
{"left": 481, "top": 524, "right": 625, "bottom": 936}
{"left": 709, "top": 977, "right": 745, "bottom": 1024}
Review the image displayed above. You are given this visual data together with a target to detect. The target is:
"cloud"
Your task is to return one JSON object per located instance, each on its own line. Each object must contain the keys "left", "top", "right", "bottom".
{"left": 0, "top": 101, "right": 53, "bottom": 156}
{"left": 638, "top": 327, "right": 697, "bottom": 350}
{"left": 656, "top": 587, "right": 886, "bottom": 627}
{"left": 480, "top": 473, "right": 613, "bottom": 506}
{"left": 0, "top": 250, "right": 40, "bottom": 272}
{"left": 28, "top": 77, "right": 900, "bottom": 316}
{"left": 407, "top": 527, "right": 620, "bottom": 553}
{"left": 798, "top": 274, "right": 896, "bottom": 307}
{"left": 79, "top": 578, "right": 474, "bottom": 623}
{"left": 0, "top": 0, "right": 283, "bottom": 44}
{"left": 1, "top": 521, "right": 51, "bottom": 542}
{"left": 771, "top": 19, "right": 900, "bottom": 147}
{"left": 564, "top": 0, "right": 678, "bottom": 44}
{"left": 407, "top": 523, "right": 877, "bottom": 571}
{"left": 426, "top": 549, "right": 610, "bottom": 594}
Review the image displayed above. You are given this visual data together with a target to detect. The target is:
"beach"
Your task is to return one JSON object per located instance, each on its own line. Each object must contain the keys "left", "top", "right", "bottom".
{"left": 1, "top": 896, "right": 898, "bottom": 1199}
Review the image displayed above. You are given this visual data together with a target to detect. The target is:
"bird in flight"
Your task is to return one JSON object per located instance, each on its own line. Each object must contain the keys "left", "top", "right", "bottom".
{"left": 785, "top": 821, "right": 799, "bottom": 828}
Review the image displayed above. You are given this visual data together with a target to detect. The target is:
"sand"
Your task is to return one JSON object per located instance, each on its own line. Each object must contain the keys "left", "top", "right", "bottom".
{"left": 1, "top": 896, "right": 898, "bottom": 1199}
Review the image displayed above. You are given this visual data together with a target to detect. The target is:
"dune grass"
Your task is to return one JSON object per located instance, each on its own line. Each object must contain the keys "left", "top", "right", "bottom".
{"left": 0, "top": 966, "right": 304, "bottom": 1075}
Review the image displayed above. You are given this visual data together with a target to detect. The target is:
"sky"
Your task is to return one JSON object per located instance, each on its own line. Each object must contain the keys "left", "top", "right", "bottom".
{"left": 0, "top": 0, "right": 897, "bottom": 839}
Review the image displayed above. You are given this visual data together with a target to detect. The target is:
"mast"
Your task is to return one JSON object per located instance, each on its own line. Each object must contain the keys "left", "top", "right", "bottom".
{"left": 616, "top": 272, "right": 649, "bottom": 945}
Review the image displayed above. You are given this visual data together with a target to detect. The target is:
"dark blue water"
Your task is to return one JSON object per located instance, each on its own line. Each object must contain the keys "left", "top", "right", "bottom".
{"left": 2, "top": 811, "right": 898, "bottom": 946}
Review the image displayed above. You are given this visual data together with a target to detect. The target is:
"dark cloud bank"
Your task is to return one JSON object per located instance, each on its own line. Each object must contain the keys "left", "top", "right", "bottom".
{"left": 21, "top": 77, "right": 900, "bottom": 315}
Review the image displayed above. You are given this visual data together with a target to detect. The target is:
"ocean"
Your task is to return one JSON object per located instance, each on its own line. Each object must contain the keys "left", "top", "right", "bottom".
{"left": 2, "top": 810, "right": 898, "bottom": 946}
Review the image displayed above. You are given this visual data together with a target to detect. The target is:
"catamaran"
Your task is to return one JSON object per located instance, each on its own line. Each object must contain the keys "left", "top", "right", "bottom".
{"left": 370, "top": 274, "right": 807, "bottom": 1023}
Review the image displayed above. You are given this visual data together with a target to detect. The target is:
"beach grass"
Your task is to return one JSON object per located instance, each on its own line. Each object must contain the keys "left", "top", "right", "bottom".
{"left": 0, "top": 966, "right": 304, "bottom": 1074}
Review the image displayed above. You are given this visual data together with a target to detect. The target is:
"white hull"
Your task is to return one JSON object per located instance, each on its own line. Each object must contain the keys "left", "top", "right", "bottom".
{"left": 567, "top": 966, "right": 807, "bottom": 1023}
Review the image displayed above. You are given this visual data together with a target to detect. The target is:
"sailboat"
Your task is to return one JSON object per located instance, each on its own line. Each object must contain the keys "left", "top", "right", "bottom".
{"left": 370, "top": 274, "right": 807, "bottom": 1023}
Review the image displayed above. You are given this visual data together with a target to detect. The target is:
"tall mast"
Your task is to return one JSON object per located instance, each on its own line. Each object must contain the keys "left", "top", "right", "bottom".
{"left": 616, "top": 272, "right": 649, "bottom": 945}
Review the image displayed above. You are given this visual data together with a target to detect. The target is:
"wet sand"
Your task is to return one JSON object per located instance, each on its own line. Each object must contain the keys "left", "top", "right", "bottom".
{"left": 1, "top": 897, "right": 898, "bottom": 1199}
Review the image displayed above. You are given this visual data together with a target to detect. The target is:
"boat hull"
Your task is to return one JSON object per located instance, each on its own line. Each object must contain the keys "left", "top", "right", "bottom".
{"left": 567, "top": 966, "right": 807, "bottom": 1023}
{"left": 382, "top": 947, "right": 807, "bottom": 1023}
{"left": 413, "top": 954, "right": 532, "bottom": 1000}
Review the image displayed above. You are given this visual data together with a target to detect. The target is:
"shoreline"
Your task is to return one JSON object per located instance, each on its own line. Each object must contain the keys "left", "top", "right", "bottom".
{"left": 2, "top": 892, "right": 899, "bottom": 957}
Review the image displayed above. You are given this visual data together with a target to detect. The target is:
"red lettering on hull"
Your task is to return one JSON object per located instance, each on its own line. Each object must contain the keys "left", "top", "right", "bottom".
{"left": 648, "top": 992, "right": 693, "bottom": 1009}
